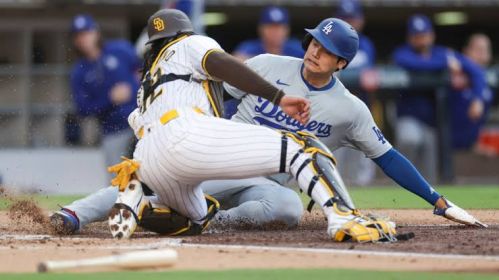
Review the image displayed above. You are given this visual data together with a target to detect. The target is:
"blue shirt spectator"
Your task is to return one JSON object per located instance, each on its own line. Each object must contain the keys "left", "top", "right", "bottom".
{"left": 349, "top": 35, "right": 375, "bottom": 69}
{"left": 450, "top": 34, "right": 494, "bottom": 149}
{"left": 71, "top": 40, "right": 140, "bottom": 135}
{"left": 333, "top": 0, "right": 378, "bottom": 186}
{"left": 393, "top": 44, "right": 486, "bottom": 126}
{"left": 335, "top": 0, "right": 376, "bottom": 106}
{"left": 233, "top": 6, "right": 304, "bottom": 60}
{"left": 70, "top": 14, "right": 140, "bottom": 169}
{"left": 391, "top": 14, "right": 487, "bottom": 182}
{"left": 234, "top": 39, "right": 304, "bottom": 59}
{"left": 228, "top": 6, "right": 304, "bottom": 118}
{"left": 392, "top": 15, "right": 486, "bottom": 127}
{"left": 336, "top": 0, "right": 375, "bottom": 69}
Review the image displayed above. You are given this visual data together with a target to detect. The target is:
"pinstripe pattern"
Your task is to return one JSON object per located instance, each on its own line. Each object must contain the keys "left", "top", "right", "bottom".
{"left": 138, "top": 35, "right": 223, "bottom": 125}
{"left": 134, "top": 108, "right": 300, "bottom": 221}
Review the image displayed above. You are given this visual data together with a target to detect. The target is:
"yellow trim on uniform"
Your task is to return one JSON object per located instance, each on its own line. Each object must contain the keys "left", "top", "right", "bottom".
{"left": 169, "top": 225, "right": 191, "bottom": 236}
{"left": 333, "top": 203, "right": 353, "bottom": 216}
{"left": 137, "top": 201, "right": 150, "bottom": 221}
{"left": 152, "top": 208, "right": 172, "bottom": 214}
{"left": 159, "top": 109, "right": 179, "bottom": 125}
{"left": 304, "top": 147, "right": 337, "bottom": 166}
{"left": 150, "top": 35, "right": 189, "bottom": 74}
{"left": 137, "top": 107, "right": 204, "bottom": 139}
{"left": 297, "top": 131, "right": 318, "bottom": 139}
{"left": 204, "top": 194, "right": 221, "bottom": 209}
{"left": 202, "top": 80, "right": 221, "bottom": 117}
{"left": 201, "top": 48, "right": 224, "bottom": 78}
{"left": 284, "top": 132, "right": 306, "bottom": 147}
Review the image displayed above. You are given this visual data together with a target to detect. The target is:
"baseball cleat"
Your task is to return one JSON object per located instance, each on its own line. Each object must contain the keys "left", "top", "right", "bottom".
{"left": 434, "top": 197, "right": 488, "bottom": 228}
{"left": 108, "top": 179, "right": 150, "bottom": 239}
{"left": 326, "top": 209, "right": 397, "bottom": 243}
{"left": 50, "top": 208, "right": 80, "bottom": 235}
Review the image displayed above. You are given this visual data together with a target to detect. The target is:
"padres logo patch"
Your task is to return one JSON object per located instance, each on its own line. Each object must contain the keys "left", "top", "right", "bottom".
{"left": 153, "top": 17, "right": 165, "bottom": 31}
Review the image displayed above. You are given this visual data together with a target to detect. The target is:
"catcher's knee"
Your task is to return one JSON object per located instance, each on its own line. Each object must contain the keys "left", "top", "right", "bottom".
{"left": 139, "top": 194, "right": 219, "bottom": 236}
{"left": 282, "top": 131, "right": 355, "bottom": 212}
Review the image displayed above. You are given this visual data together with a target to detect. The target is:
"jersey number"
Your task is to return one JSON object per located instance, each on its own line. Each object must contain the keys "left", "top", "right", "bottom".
{"left": 139, "top": 69, "right": 164, "bottom": 113}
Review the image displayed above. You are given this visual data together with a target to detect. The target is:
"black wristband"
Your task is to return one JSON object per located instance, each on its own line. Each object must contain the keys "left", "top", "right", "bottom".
{"left": 272, "top": 89, "right": 285, "bottom": 105}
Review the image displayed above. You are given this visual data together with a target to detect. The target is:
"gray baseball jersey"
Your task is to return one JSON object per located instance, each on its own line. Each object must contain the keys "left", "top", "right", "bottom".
{"left": 224, "top": 54, "right": 392, "bottom": 159}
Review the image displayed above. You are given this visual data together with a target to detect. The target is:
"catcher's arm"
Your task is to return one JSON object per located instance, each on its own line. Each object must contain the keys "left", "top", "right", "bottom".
{"left": 204, "top": 51, "right": 310, "bottom": 124}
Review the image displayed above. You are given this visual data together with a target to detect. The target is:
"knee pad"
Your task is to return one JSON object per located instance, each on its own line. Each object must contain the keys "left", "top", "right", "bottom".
{"left": 283, "top": 131, "right": 355, "bottom": 213}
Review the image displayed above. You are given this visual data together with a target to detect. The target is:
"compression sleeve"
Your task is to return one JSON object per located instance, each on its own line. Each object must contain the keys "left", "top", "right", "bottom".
{"left": 204, "top": 51, "right": 284, "bottom": 105}
{"left": 373, "top": 148, "right": 441, "bottom": 205}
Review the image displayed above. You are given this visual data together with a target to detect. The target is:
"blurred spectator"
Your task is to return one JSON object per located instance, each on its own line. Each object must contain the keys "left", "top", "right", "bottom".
{"left": 135, "top": 0, "right": 205, "bottom": 58}
{"left": 233, "top": 6, "right": 304, "bottom": 61}
{"left": 450, "top": 33, "right": 494, "bottom": 149}
{"left": 334, "top": 0, "right": 377, "bottom": 186}
{"left": 227, "top": 6, "right": 304, "bottom": 118}
{"left": 464, "top": 34, "right": 492, "bottom": 68}
{"left": 70, "top": 14, "right": 140, "bottom": 170}
{"left": 392, "top": 15, "right": 487, "bottom": 182}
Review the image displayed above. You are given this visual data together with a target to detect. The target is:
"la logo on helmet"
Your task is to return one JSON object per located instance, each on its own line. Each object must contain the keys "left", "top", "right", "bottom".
{"left": 153, "top": 17, "right": 165, "bottom": 31}
{"left": 322, "top": 21, "right": 334, "bottom": 35}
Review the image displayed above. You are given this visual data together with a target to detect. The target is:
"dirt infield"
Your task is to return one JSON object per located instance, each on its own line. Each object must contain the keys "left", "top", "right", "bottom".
{"left": 0, "top": 207, "right": 498, "bottom": 273}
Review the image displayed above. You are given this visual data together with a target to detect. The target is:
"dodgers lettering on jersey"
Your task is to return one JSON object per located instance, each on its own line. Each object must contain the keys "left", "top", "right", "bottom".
{"left": 253, "top": 97, "right": 332, "bottom": 137}
{"left": 224, "top": 54, "right": 392, "bottom": 159}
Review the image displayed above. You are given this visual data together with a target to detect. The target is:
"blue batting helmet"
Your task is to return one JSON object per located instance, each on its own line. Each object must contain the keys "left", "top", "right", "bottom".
{"left": 302, "top": 18, "right": 359, "bottom": 66}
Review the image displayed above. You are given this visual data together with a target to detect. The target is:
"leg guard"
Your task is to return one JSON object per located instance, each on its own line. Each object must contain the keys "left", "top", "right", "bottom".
{"left": 285, "top": 131, "right": 355, "bottom": 212}
{"left": 283, "top": 131, "right": 397, "bottom": 242}
{"left": 140, "top": 194, "right": 220, "bottom": 236}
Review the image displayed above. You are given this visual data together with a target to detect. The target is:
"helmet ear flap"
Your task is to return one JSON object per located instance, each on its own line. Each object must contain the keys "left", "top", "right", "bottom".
{"left": 302, "top": 33, "right": 312, "bottom": 51}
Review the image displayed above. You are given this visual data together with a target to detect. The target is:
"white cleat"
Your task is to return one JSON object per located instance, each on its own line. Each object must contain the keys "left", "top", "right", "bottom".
{"left": 108, "top": 179, "right": 150, "bottom": 239}
{"left": 434, "top": 197, "right": 488, "bottom": 228}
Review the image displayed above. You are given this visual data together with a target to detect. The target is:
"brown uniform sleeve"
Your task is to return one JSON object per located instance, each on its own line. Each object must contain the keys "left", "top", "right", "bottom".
{"left": 203, "top": 51, "right": 284, "bottom": 105}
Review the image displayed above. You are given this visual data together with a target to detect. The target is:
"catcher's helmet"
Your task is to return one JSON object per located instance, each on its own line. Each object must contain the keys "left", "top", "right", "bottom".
{"left": 302, "top": 18, "right": 359, "bottom": 66}
{"left": 146, "top": 9, "right": 194, "bottom": 44}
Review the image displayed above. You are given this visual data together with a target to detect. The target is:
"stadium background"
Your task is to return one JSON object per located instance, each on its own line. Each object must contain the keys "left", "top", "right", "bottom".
{"left": 0, "top": 0, "right": 498, "bottom": 194}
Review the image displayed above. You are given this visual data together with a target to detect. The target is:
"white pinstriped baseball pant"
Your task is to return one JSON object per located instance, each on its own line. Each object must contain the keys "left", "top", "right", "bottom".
{"left": 134, "top": 107, "right": 333, "bottom": 224}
